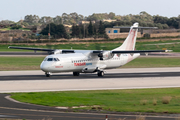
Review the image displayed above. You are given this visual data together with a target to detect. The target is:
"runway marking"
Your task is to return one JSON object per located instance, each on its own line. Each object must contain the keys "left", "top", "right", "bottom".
{"left": 0, "top": 114, "right": 15, "bottom": 118}
{"left": 0, "top": 112, "right": 103, "bottom": 120}
{"left": 2, "top": 85, "right": 180, "bottom": 93}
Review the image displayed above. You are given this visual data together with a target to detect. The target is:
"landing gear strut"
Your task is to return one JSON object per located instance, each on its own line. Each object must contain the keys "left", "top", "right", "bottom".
{"left": 97, "top": 71, "right": 104, "bottom": 77}
{"left": 73, "top": 72, "right": 80, "bottom": 76}
{"left": 45, "top": 72, "right": 51, "bottom": 77}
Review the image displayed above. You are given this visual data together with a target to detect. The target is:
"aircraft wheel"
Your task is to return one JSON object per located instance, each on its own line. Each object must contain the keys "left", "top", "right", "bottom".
{"left": 97, "top": 71, "right": 104, "bottom": 77}
{"left": 73, "top": 72, "right": 80, "bottom": 76}
{"left": 45, "top": 72, "right": 51, "bottom": 77}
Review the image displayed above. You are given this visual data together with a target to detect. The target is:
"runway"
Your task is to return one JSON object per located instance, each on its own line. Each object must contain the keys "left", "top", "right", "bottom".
{"left": 0, "top": 67, "right": 180, "bottom": 93}
{"left": 1, "top": 67, "right": 180, "bottom": 120}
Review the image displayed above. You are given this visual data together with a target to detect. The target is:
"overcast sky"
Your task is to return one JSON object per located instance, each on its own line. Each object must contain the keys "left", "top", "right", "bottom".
{"left": 0, "top": 0, "right": 180, "bottom": 22}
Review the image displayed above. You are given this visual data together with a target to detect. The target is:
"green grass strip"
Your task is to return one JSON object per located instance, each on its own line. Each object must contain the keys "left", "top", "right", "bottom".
{"left": 0, "top": 57, "right": 44, "bottom": 71}
{"left": 11, "top": 88, "right": 180, "bottom": 113}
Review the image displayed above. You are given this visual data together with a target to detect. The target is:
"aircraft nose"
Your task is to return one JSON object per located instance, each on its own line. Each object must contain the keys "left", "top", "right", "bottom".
{"left": 40, "top": 62, "right": 50, "bottom": 72}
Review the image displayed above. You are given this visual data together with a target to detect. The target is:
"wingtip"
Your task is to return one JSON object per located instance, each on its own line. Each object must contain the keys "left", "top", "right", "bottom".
{"left": 165, "top": 50, "right": 173, "bottom": 52}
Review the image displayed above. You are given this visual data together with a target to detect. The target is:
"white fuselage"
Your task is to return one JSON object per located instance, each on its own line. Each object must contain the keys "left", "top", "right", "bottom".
{"left": 40, "top": 52, "right": 140, "bottom": 73}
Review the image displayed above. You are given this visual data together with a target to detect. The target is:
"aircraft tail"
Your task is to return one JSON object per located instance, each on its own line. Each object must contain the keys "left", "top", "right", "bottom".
{"left": 113, "top": 22, "right": 139, "bottom": 51}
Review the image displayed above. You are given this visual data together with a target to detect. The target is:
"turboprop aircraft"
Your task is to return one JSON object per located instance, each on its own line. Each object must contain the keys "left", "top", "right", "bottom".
{"left": 9, "top": 23, "right": 171, "bottom": 77}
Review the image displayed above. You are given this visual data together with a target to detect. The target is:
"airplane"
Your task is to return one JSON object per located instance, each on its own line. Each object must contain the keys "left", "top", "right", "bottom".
{"left": 8, "top": 23, "right": 172, "bottom": 77}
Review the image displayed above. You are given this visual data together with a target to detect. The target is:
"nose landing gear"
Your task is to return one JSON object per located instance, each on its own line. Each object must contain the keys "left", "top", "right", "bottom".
{"left": 45, "top": 72, "right": 51, "bottom": 77}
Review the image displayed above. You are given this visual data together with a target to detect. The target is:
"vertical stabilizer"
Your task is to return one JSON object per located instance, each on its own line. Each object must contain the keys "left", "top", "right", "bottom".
{"left": 113, "top": 22, "right": 139, "bottom": 51}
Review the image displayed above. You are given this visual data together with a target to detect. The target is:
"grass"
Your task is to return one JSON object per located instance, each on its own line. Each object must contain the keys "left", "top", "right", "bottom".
{"left": 10, "top": 88, "right": 180, "bottom": 113}
{"left": 0, "top": 57, "right": 44, "bottom": 71}
{"left": 1, "top": 57, "right": 180, "bottom": 71}
{"left": 122, "top": 57, "right": 180, "bottom": 68}
{"left": 1, "top": 39, "right": 180, "bottom": 52}
{"left": 0, "top": 27, "right": 30, "bottom": 31}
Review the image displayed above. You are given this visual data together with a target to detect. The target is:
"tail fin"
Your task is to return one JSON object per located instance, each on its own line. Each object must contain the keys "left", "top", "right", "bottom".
{"left": 113, "top": 22, "right": 139, "bottom": 51}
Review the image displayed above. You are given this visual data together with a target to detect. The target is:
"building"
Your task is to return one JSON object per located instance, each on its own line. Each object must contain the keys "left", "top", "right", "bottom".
{"left": 105, "top": 28, "right": 142, "bottom": 39}
{"left": 79, "top": 21, "right": 95, "bottom": 25}
{"left": 105, "top": 28, "right": 120, "bottom": 34}
{"left": 102, "top": 19, "right": 117, "bottom": 23}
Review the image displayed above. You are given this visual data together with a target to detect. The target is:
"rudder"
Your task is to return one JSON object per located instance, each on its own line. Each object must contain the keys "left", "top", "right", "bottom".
{"left": 113, "top": 22, "right": 139, "bottom": 51}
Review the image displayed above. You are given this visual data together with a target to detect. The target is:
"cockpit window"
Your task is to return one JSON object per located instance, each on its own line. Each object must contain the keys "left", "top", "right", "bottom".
{"left": 44, "top": 58, "right": 60, "bottom": 61}
{"left": 43, "top": 58, "right": 47, "bottom": 61}
{"left": 54, "top": 58, "right": 57, "bottom": 61}
{"left": 47, "top": 58, "right": 53, "bottom": 61}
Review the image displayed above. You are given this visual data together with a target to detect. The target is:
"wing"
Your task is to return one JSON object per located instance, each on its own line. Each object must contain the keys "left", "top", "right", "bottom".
{"left": 8, "top": 46, "right": 75, "bottom": 54}
{"left": 8, "top": 46, "right": 172, "bottom": 56}
{"left": 93, "top": 50, "right": 172, "bottom": 54}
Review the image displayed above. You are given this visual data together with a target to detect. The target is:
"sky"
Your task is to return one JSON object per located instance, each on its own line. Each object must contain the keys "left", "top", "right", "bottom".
{"left": 0, "top": 0, "right": 180, "bottom": 22}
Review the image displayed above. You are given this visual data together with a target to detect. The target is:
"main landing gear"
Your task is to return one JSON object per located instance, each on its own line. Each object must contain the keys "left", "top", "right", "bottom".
{"left": 97, "top": 71, "right": 104, "bottom": 77}
{"left": 45, "top": 72, "right": 51, "bottom": 77}
{"left": 73, "top": 72, "right": 80, "bottom": 76}
{"left": 72, "top": 71, "right": 104, "bottom": 77}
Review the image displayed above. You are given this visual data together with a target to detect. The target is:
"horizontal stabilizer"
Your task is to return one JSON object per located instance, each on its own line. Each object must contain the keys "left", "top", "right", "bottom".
{"left": 113, "top": 26, "right": 158, "bottom": 29}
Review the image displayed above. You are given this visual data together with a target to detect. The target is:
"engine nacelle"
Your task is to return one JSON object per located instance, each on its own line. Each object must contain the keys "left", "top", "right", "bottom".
{"left": 98, "top": 51, "right": 113, "bottom": 60}
{"left": 82, "top": 66, "right": 97, "bottom": 73}
{"left": 54, "top": 50, "right": 63, "bottom": 54}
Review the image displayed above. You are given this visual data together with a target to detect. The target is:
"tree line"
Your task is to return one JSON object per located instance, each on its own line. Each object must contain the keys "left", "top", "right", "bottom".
{"left": 1, "top": 11, "right": 180, "bottom": 29}
{"left": 1, "top": 11, "right": 180, "bottom": 40}
{"left": 40, "top": 20, "right": 107, "bottom": 39}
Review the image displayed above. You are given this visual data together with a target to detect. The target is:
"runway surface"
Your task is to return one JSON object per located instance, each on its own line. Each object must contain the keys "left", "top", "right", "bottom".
{"left": 1, "top": 67, "right": 180, "bottom": 120}
{"left": 1, "top": 67, "right": 180, "bottom": 93}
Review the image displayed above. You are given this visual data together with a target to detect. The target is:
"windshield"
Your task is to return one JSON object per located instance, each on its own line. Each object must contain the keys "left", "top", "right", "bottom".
{"left": 44, "top": 58, "right": 60, "bottom": 62}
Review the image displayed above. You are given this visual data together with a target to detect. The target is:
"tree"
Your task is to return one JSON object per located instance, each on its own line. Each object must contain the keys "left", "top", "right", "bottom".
{"left": 39, "top": 16, "right": 53, "bottom": 24}
{"left": 24, "top": 15, "right": 40, "bottom": 25}
{"left": 109, "top": 12, "right": 115, "bottom": 19}
{"left": 154, "top": 15, "right": 168, "bottom": 24}
{"left": 53, "top": 16, "right": 62, "bottom": 24}
{"left": 40, "top": 23, "right": 68, "bottom": 39}
{"left": 93, "top": 25, "right": 97, "bottom": 34}
{"left": 71, "top": 24, "right": 76, "bottom": 37}
{"left": 75, "top": 25, "right": 81, "bottom": 37}
{"left": 88, "top": 21, "right": 93, "bottom": 36}
{"left": 98, "top": 20, "right": 105, "bottom": 34}
{"left": 167, "top": 17, "right": 179, "bottom": 29}
{"left": 56, "top": 24, "right": 68, "bottom": 38}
